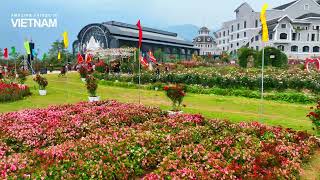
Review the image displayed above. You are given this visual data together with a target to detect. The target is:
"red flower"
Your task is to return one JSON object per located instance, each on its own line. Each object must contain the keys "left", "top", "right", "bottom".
{"left": 163, "top": 86, "right": 169, "bottom": 91}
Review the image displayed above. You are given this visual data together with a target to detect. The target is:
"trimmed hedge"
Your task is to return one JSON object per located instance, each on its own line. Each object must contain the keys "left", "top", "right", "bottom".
{"left": 99, "top": 80, "right": 318, "bottom": 104}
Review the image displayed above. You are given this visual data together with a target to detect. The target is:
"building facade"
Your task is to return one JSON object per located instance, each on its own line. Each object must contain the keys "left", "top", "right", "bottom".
{"left": 215, "top": 0, "right": 320, "bottom": 60}
{"left": 73, "top": 21, "right": 199, "bottom": 61}
{"left": 193, "top": 27, "right": 221, "bottom": 56}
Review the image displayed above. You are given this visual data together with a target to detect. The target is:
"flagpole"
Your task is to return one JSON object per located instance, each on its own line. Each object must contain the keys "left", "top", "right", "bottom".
{"left": 138, "top": 49, "right": 141, "bottom": 104}
{"left": 260, "top": 43, "right": 265, "bottom": 121}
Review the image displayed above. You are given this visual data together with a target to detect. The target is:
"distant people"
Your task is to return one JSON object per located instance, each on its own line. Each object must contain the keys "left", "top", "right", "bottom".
{"left": 165, "top": 66, "right": 169, "bottom": 73}
{"left": 155, "top": 64, "right": 160, "bottom": 79}
{"left": 59, "top": 65, "right": 66, "bottom": 77}
{"left": 105, "top": 65, "right": 110, "bottom": 74}
{"left": 49, "top": 64, "right": 54, "bottom": 72}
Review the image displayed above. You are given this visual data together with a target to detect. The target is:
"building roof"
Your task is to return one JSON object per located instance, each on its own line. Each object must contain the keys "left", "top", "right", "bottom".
{"left": 296, "top": 13, "right": 320, "bottom": 19}
{"left": 199, "top": 27, "right": 210, "bottom": 32}
{"left": 273, "top": 1, "right": 297, "bottom": 10}
{"left": 273, "top": 0, "right": 320, "bottom": 10}
{"left": 100, "top": 21, "right": 194, "bottom": 47}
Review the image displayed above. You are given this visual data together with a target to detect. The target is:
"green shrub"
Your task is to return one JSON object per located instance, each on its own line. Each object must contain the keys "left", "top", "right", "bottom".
{"left": 255, "top": 47, "right": 288, "bottom": 68}
{"left": 238, "top": 47, "right": 257, "bottom": 68}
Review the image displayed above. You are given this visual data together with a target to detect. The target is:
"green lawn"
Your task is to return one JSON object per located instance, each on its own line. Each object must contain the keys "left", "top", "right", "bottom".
{"left": 0, "top": 72, "right": 319, "bottom": 178}
{"left": 1, "top": 73, "right": 317, "bottom": 134}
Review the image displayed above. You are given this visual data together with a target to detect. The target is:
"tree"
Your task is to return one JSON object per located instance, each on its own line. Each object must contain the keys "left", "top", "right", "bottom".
{"left": 238, "top": 47, "right": 257, "bottom": 68}
{"left": 220, "top": 51, "right": 230, "bottom": 63}
{"left": 0, "top": 48, "right": 3, "bottom": 60}
{"left": 154, "top": 48, "right": 164, "bottom": 63}
{"left": 47, "top": 40, "right": 73, "bottom": 66}
{"left": 255, "top": 46, "right": 288, "bottom": 68}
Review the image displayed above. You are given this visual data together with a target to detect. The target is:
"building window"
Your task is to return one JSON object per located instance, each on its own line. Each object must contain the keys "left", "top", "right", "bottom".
{"left": 313, "top": 46, "right": 320, "bottom": 52}
{"left": 291, "top": 45, "right": 298, "bottom": 52}
{"left": 231, "top": 25, "right": 234, "bottom": 32}
{"left": 231, "top": 35, "right": 233, "bottom": 40}
{"left": 251, "top": 37, "right": 254, "bottom": 43}
{"left": 255, "top": 20, "right": 258, "bottom": 28}
{"left": 237, "top": 42, "right": 239, "bottom": 46}
{"left": 223, "top": 31, "right": 226, "bottom": 37}
{"left": 277, "top": 45, "right": 284, "bottom": 51}
{"left": 280, "top": 33, "right": 288, "bottom": 40}
{"left": 231, "top": 44, "right": 233, "bottom": 48}
{"left": 303, "top": 46, "right": 310, "bottom": 52}
{"left": 237, "top": 33, "right": 240, "bottom": 39}
{"left": 244, "top": 32, "right": 247, "bottom": 37}
{"left": 269, "top": 33, "right": 273, "bottom": 40}
{"left": 255, "top": 35, "right": 259, "bottom": 41}
{"left": 292, "top": 33, "right": 297, "bottom": 41}
{"left": 304, "top": 4, "right": 309, "bottom": 10}
{"left": 281, "top": 24, "right": 286, "bottom": 28}
{"left": 237, "top": 23, "right": 240, "bottom": 30}
{"left": 228, "top": 30, "right": 230, "bottom": 35}
{"left": 244, "top": 21, "right": 247, "bottom": 28}
{"left": 311, "top": 34, "right": 316, "bottom": 41}
{"left": 223, "top": 40, "right": 225, "bottom": 44}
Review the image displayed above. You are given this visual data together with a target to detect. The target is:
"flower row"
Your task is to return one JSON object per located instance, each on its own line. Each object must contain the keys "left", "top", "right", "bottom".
{"left": 0, "top": 81, "right": 31, "bottom": 102}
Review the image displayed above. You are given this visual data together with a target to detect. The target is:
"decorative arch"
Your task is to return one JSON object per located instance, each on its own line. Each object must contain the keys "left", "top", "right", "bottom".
{"left": 305, "top": 58, "right": 320, "bottom": 73}
{"left": 78, "top": 23, "right": 110, "bottom": 52}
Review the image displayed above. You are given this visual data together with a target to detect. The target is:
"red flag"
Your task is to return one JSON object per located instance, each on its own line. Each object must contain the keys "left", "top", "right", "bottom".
{"left": 77, "top": 53, "right": 84, "bottom": 64}
{"left": 86, "top": 54, "right": 92, "bottom": 63}
{"left": 136, "top": 20, "right": 143, "bottom": 49}
{"left": 148, "top": 50, "right": 157, "bottom": 64}
{"left": 3, "top": 48, "right": 8, "bottom": 59}
{"left": 139, "top": 54, "right": 148, "bottom": 68}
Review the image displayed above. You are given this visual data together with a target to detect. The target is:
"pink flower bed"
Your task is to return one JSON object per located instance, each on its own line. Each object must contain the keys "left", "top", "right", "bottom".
{"left": 0, "top": 101, "right": 318, "bottom": 179}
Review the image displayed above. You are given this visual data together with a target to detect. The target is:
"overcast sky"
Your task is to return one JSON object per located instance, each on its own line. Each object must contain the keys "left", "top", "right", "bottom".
{"left": 0, "top": 0, "right": 294, "bottom": 53}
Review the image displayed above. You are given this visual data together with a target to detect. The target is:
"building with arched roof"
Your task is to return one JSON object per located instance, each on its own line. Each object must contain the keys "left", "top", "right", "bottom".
{"left": 73, "top": 21, "right": 199, "bottom": 61}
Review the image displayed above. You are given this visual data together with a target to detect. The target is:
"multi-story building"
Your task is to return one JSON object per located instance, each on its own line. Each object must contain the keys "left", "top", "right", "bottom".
{"left": 193, "top": 27, "right": 221, "bottom": 56}
{"left": 215, "top": 0, "right": 320, "bottom": 60}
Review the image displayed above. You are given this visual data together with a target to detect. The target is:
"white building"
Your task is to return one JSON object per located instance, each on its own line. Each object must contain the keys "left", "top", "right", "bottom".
{"left": 215, "top": 0, "right": 320, "bottom": 60}
{"left": 193, "top": 27, "right": 221, "bottom": 56}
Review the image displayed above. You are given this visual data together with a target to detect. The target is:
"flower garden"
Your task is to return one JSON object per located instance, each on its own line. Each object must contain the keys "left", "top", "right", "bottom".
{"left": 0, "top": 100, "right": 319, "bottom": 179}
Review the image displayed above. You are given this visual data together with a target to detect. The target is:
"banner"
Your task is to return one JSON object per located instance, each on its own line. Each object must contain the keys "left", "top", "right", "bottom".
{"left": 260, "top": 4, "right": 269, "bottom": 42}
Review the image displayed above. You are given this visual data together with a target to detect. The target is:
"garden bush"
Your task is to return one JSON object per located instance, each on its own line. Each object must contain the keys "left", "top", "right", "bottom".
{"left": 255, "top": 47, "right": 288, "bottom": 68}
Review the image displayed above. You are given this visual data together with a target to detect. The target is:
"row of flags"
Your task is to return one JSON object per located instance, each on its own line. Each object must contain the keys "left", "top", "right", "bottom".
{"left": 77, "top": 53, "right": 93, "bottom": 64}
{"left": 2, "top": 31, "right": 67, "bottom": 61}
{"left": 139, "top": 50, "right": 158, "bottom": 68}
{"left": 2, "top": 47, "right": 16, "bottom": 59}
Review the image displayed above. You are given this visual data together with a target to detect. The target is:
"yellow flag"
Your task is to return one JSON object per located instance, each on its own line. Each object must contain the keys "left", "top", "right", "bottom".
{"left": 62, "top": 31, "right": 69, "bottom": 49}
{"left": 58, "top": 52, "right": 61, "bottom": 60}
{"left": 260, "top": 3, "right": 269, "bottom": 42}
